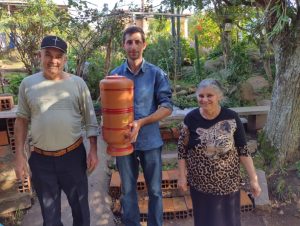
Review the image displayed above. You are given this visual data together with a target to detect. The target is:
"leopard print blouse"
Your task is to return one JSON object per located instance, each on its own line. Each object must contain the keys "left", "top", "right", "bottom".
{"left": 177, "top": 107, "right": 250, "bottom": 195}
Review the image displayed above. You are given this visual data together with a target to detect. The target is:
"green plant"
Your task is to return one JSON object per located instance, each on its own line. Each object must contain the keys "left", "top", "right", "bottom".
{"left": 256, "top": 86, "right": 272, "bottom": 100}
{"left": 144, "top": 35, "right": 174, "bottom": 75}
{"left": 295, "top": 161, "right": 300, "bottom": 178}
{"left": 189, "top": 12, "right": 220, "bottom": 51}
{"left": 270, "top": 176, "right": 293, "bottom": 201}
{"left": 162, "top": 161, "right": 177, "bottom": 171}
{"left": 257, "top": 130, "right": 278, "bottom": 173}
{"left": 173, "top": 96, "right": 198, "bottom": 110}
{"left": 7, "top": 73, "right": 26, "bottom": 101}
{"left": 207, "top": 44, "right": 223, "bottom": 60}
{"left": 227, "top": 42, "right": 251, "bottom": 84}
{"left": 0, "top": 208, "right": 24, "bottom": 226}
{"left": 162, "top": 141, "right": 177, "bottom": 152}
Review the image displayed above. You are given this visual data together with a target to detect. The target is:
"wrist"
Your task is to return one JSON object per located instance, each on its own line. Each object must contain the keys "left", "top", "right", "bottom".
{"left": 250, "top": 176, "right": 258, "bottom": 183}
{"left": 89, "top": 147, "right": 97, "bottom": 153}
{"left": 15, "top": 151, "right": 25, "bottom": 158}
{"left": 137, "top": 118, "right": 145, "bottom": 128}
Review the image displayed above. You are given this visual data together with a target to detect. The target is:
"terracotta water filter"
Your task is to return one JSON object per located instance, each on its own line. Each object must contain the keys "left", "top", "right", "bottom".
{"left": 100, "top": 75, "right": 134, "bottom": 156}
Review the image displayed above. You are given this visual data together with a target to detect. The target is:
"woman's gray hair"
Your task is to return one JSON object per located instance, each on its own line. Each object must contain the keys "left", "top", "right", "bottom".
{"left": 196, "top": 78, "right": 224, "bottom": 100}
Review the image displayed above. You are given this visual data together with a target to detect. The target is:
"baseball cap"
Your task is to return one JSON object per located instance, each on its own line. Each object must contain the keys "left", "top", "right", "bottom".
{"left": 41, "top": 35, "right": 67, "bottom": 53}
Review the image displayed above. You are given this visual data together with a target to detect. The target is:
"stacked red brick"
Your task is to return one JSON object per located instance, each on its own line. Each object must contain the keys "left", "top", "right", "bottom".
{"left": 0, "top": 97, "right": 32, "bottom": 215}
{"left": 109, "top": 170, "right": 255, "bottom": 223}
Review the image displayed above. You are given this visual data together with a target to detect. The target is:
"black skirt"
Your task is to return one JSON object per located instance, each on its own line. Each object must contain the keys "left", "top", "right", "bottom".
{"left": 190, "top": 187, "right": 241, "bottom": 226}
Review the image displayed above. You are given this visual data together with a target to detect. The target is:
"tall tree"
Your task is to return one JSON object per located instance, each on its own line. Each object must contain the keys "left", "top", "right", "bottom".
{"left": 59, "top": 0, "right": 126, "bottom": 77}
{"left": 0, "top": 0, "right": 63, "bottom": 74}
{"left": 256, "top": 0, "right": 300, "bottom": 168}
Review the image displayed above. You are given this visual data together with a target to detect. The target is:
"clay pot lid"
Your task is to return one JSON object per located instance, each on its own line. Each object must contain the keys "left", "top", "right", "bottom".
{"left": 106, "top": 74, "right": 126, "bottom": 79}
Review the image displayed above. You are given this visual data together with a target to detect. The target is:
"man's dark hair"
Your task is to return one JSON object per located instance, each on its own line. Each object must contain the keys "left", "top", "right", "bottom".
{"left": 122, "top": 26, "right": 146, "bottom": 44}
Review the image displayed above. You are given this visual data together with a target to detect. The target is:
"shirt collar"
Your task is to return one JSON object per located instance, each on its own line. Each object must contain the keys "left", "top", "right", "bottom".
{"left": 125, "top": 59, "right": 146, "bottom": 75}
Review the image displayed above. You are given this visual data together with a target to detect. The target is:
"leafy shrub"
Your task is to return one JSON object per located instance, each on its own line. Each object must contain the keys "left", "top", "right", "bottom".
{"left": 227, "top": 41, "right": 251, "bottom": 84}
{"left": 144, "top": 35, "right": 174, "bottom": 75}
{"left": 270, "top": 176, "right": 293, "bottom": 201}
{"left": 296, "top": 161, "right": 300, "bottom": 178}
{"left": 181, "top": 38, "right": 196, "bottom": 65}
{"left": 7, "top": 73, "right": 26, "bottom": 101}
{"left": 144, "top": 35, "right": 196, "bottom": 78}
{"left": 207, "top": 44, "right": 223, "bottom": 60}
{"left": 173, "top": 95, "right": 198, "bottom": 109}
{"left": 257, "top": 130, "right": 278, "bottom": 172}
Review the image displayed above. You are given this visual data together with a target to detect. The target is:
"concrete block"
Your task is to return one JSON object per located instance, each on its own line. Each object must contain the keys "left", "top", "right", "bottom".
{"left": 254, "top": 169, "right": 270, "bottom": 207}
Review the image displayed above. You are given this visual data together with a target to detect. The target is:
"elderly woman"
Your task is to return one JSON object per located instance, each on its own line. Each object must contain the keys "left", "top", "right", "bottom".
{"left": 177, "top": 79, "right": 261, "bottom": 226}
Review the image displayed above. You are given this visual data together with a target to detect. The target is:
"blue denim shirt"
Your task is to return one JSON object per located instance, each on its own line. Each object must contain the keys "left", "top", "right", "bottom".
{"left": 110, "top": 59, "right": 173, "bottom": 150}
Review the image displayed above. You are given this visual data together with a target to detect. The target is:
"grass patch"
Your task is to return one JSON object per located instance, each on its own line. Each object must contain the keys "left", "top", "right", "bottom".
{"left": 0, "top": 209, "right": 25, "bottom": 226}
{"left": 162, "top": 141, "right": 177, "bottom": 152}
{"left": 162, "top": 161, "right": 177, "bottom": 171}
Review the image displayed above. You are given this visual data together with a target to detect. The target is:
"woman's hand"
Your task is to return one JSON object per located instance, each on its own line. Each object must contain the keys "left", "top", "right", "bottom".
{"left": 250, "top": 179, "right": 262, "bottom": 197}
{"left": 178, "top": 175, "right": 188, "bottom": 192}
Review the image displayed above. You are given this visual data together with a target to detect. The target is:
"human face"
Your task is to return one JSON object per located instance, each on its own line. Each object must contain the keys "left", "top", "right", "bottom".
{"left": 39, "top": 48, "right": 66, "bottom": 80}
{"left": 197, "top": 86, "right": 221, "bottom": 111}
{"left": 123, "top": 32, "right": 146, "bottom": 62}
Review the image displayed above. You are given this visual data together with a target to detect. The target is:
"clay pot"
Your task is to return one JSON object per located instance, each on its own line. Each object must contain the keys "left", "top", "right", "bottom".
{"left": 100, "top": 75, "right": 134, "bottom": 156}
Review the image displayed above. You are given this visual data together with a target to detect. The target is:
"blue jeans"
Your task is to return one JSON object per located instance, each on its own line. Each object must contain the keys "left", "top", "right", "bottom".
{"left": 116, "top": 147, "right": 163, "bottom": 226}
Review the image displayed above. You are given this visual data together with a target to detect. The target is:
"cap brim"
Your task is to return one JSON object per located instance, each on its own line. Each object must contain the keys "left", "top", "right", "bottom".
{"left": 41, "top": 46, "right": 66, "bottom": 53}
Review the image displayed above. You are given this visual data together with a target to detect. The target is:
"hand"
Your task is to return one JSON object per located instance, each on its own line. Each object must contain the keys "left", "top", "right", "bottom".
{"left": 128, "top": 120, "right": 142, "bottom": 143}
{"left": 14, "top": 154, "right": 28, "bottom": 182}
{"left": 178, "top": 175, "right": 188, "bottom": 192}
{"left": 250, "top": 179, "right": 262, "bottom": 197}
{"left": 87, "top": 149, "right": 99, "bottom": 174}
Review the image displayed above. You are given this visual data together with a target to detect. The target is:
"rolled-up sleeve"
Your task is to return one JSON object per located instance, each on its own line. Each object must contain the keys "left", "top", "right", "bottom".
{"left": 155, "top": 71, "right": 173, "bottom": 111}
{"left": 16, "top": 80, "right": 30, "bottom": 120}
{"left": 79, "top": 80, "right": 99, "bottom": 138}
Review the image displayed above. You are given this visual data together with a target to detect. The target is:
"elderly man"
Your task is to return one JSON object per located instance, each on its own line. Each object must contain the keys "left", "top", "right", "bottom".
{"left": 14, "top": 35, "right": 99, "bottom": 226}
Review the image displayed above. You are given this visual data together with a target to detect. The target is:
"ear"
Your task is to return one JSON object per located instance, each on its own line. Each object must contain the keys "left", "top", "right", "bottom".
{"left": 143, "top": 41, "right": 147, "bottom": 50}
{"left": 38, "top": 50, "right": 42, "bottom": 59}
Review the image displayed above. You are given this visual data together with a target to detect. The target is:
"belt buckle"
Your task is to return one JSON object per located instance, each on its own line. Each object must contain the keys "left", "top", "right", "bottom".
{"left": 53, "top": 151, "right": 61, "bottom": 157}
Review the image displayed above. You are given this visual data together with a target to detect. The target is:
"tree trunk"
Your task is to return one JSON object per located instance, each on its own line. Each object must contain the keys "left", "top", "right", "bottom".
{"left": 259, "top": 41, "right": 273, "bottom": 83}
{"left": 171, "top": 1, "right": 177, "bottom": 96}
{"left": 262, "top": 59, "right": 273, "bottom": 83}
{"left": 264, "top": 39, "right": 300, "bottom": 167}
{"left": 221, "top": 30, "right": 231, "bottom": 69}
{"left": 104, "top": 37, "right": 112, "bottom": 77}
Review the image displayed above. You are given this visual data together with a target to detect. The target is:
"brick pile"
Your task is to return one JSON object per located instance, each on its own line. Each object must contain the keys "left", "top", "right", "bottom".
{"left": 109, "top": 170, "right": 254, "bottom": 222}
{"left": 0, "top": 103, "right": 32, "bottom": 216}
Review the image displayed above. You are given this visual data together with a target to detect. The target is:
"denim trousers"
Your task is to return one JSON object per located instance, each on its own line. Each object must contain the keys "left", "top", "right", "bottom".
{"left": 116, "top": 147, "right": 163, "bottom": 226}
{"left": 29, "top": 144, "right": 90, "bottom": 226}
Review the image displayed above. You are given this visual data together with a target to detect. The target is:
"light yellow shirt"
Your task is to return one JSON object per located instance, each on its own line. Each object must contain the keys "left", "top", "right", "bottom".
{"left": 16, "top": 72, "right": 98, "bottom": 151}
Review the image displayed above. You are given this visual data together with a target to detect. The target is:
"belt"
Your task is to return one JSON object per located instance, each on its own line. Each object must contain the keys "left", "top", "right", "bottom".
{"left": 33, "top": 137, "right": 83, "bottom": 157}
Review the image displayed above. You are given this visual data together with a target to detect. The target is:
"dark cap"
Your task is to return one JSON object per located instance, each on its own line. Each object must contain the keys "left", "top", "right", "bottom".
{"left": 41, "top": 35, "right": 67, "bottom": 53}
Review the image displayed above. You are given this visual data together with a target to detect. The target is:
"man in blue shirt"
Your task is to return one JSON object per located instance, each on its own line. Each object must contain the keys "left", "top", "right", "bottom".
{"left": 110, "top": 26, "right": 173, "bottom": 226}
